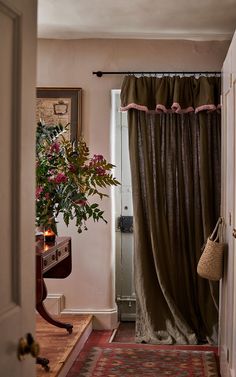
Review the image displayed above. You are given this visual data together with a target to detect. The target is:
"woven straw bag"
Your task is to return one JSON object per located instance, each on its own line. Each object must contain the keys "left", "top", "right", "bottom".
{"left": 197, "top": 217, "right": 226, "bottom": 281}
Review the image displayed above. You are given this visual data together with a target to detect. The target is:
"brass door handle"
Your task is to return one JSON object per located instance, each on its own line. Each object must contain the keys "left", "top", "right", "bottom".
{"left": 233, "top": 228, "right": 236, "bottom": 238}
{"left": 17, "top": 333, "right": 40, "bottom": 361}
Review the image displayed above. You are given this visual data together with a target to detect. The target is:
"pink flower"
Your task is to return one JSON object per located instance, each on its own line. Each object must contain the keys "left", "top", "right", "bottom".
{"left": 50, "top": 142, "right": 60, "bottom": 153}
{"left": 68, "top": 163, "right": 76, "bottom": 173}
{"left": 36, "top": 186, "right": 43, "bottom": 199}
{"left": 92, "top": 154, "right": 104, "bottom": 162}
{"left": 75, "top": 198, "right": 87, "bottom": 206}
{"left": 44, "top": 192, "right": 50, "bottom": 200}
{"left": 96, "top": 166, "right": 106, "bottom": 176}
{"left": 89, "top": 154, "right": 105, "bottom": 168}
{"left": 54, "top": 173, "right": 68, "bottom": 183}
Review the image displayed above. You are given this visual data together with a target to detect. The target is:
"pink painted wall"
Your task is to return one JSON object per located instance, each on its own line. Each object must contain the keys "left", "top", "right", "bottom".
{"left": 37, "top": 38, "right": 229, "bottom": 328}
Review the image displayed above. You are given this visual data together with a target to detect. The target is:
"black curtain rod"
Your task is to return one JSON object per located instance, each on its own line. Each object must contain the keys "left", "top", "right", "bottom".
{"left": 93, "top": 70, "right": 221, "bottom": 77}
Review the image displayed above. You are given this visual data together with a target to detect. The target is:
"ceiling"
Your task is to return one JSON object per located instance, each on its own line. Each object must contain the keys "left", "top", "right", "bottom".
{"left": 38, "top": 0, "right": 236, "bottom": 40}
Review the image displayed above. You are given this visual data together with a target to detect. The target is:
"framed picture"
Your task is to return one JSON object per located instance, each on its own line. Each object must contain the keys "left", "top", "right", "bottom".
{"left": 36, "top": 88, "right": 82, "bottom": 142}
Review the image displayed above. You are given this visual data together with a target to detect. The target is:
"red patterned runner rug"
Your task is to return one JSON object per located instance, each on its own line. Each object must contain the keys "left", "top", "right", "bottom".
{"left": 75, "top": 347, "right": 219, "bottom": 377}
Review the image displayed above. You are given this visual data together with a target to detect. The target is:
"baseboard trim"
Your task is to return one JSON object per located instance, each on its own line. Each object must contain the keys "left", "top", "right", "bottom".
{"left": 44, "top": 293, "right": 65, "bottom": 315}
{"left": 120, "top": 313, "right": 136, "bottom": 321}
{"left": 61, "top": 308, "right": 118, "bottom": 330}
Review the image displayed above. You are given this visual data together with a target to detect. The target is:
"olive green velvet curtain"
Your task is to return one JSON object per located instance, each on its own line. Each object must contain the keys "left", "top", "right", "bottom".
{"left": 121, "top": 75, "right": 221, "bottom": 344}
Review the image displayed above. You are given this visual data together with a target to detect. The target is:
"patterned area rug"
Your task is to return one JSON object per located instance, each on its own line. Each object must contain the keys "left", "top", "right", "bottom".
{"left": 76, "top": 347, "right": 219, "bottom": 377}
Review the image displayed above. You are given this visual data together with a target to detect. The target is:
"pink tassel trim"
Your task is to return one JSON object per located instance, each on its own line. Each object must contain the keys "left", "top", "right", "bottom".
{"left": 195, "top": 104, "right": 216, "bottom": 113}
{"left": 120, "top": 103, "right": 149, "bottom": 112}
{"left": 120, "top": 103, "right": 220, "bottom": 114}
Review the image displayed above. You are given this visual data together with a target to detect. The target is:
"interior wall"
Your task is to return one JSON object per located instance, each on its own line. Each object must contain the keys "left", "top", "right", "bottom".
{"left": 37, "top": 38, "right": 230, "bottom": 328}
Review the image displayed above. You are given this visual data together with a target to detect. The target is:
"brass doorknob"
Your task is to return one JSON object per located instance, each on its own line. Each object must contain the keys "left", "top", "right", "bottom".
{"left": 233, "top": 228, "right": 236, "bottom": 239}
{"left": 17, "top": 333, "right": 40, "bottom": 361}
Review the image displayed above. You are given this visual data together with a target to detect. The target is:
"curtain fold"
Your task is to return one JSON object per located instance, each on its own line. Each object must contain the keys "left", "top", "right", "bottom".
{"left": 122, "top": 75, "right": 221, "bottom": 344}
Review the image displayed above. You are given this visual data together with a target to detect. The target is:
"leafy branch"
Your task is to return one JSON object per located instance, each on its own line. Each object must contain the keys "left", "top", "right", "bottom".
{"left": 36, "top": 122, "right": 120, "bottom": 233}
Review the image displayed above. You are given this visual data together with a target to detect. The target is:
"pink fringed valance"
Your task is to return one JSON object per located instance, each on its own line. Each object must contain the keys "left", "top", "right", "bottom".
{"left": 120, "top": 75, "right": 221, "bottom": 114}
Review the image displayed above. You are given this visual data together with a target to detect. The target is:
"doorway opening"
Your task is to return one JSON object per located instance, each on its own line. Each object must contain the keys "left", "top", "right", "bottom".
{"left": 111, "top": 90, "right": 136, "bottom": 322}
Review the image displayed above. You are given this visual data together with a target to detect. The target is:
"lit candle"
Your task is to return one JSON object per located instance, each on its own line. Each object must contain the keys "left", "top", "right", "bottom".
{"left": 44, "top": 228, "right": 56, "bottom": 244}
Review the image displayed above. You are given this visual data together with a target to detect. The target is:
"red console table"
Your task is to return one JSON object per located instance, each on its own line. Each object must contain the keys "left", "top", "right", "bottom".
{"left": 36, "top": 237, "right": 73, "bottom": 333}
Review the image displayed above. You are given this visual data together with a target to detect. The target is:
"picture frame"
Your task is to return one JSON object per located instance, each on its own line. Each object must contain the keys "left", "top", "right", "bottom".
{"left": 36, "top": 87, "right": 82, "bottom": 142}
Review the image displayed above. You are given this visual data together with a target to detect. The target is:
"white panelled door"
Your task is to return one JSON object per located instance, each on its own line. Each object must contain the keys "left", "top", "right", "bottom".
{"left": 232, "top": 33, "right": 236, "bottom": 373}
{"left": 0, "top": 0, "right": 37, "bottom": 376}
{"left": 220, "top": 31, "right": 236, "bottom": 377}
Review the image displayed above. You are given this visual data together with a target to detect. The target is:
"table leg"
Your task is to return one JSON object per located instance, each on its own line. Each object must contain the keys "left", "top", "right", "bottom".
{"left": 36, "top": 280, "right": 73, "bottom": 334}
{"left": 36, "top": 357, "right": 50, "bottom": 372}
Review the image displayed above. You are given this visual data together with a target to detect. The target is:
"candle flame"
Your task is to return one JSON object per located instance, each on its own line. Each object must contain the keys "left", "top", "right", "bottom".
{"left": 44, "top": 228, "right": 55, "bottom": 236}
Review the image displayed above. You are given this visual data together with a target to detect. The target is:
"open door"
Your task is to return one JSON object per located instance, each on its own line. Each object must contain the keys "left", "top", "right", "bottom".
{"left": 220, "top": 30, "right": 236, "bottom": 377}
{"left": 112, "top": 90, "right": 136, "bottom": 321}
{"left": 0, "top": 0, "right": 37, "bottom": 376}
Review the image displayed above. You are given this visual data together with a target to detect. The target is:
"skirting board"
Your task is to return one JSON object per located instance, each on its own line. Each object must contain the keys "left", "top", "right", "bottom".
{"left": 44, "top": 293, "right": 65, "bottom": 315}
{"left": 120, "top": 312, "right": 136, "bottom": 321}
{"left": 62, "top": 308, "right": 118, "bottom": 330}
{"left": 44, "top": 295, "right": 118, "bottom": 330}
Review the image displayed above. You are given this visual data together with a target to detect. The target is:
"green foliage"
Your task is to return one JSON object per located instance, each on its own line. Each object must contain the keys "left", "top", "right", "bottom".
{"left": 36, "top": 122, "right": 119, "bottom": 233}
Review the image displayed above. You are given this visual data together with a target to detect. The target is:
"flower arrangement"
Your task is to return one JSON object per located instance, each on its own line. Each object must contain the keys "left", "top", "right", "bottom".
{"left": 36, "top": 122, "right": 119, "bottom": 234}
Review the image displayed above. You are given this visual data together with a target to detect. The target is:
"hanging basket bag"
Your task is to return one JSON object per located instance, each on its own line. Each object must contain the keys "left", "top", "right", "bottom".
{"left": 197, "top": 217, "right": 226, "bottom": 281}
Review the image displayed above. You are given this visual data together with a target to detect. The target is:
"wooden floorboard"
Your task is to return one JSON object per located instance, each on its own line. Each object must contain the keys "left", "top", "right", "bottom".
{"left": 36, "top": 314, "right": 93, "bottom": 377}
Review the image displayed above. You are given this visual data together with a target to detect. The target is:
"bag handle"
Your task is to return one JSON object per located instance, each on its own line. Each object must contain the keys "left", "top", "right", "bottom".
{"left": 209, "top": 217, "right": 223, "bottom": 242}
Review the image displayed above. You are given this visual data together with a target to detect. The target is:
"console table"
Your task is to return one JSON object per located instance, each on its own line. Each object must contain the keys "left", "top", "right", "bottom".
{"left": 36, "top": 236, "right": 73, "bottom": 333}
